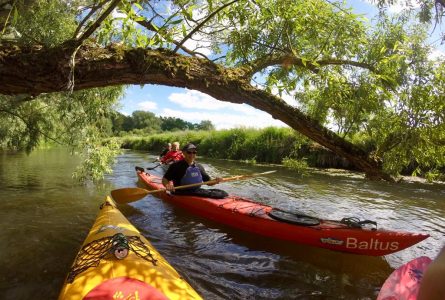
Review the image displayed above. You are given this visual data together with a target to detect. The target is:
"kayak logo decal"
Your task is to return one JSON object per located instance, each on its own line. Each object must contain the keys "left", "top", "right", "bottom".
{"left": 96, "top": 224, "right": 126, "bottom": 234}
{"left": 84, "top": 277, "right": 168, "bottom": 300}
{"left": 345, "top": 238, "right": 399, "bottom": 251}
{"left": 409, "top": 267, "right": 424, "bottom": 283}
{"left": 320, "top": 238, "right": 344, "bottom": 245}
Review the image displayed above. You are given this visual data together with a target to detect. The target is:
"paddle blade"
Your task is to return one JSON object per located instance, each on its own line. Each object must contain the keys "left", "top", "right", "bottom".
{"left": 111, "top": 188, "right": 150, "bottom": 204}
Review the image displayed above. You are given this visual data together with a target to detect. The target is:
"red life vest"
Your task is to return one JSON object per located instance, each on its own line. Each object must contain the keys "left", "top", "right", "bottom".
{"left": 160, "top": 150, "right": 184, "bottom": 163}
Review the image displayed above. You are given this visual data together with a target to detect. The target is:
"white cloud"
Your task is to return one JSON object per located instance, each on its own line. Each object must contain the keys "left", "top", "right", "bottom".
{"left": 183, "top": 33, "right": 213, "bottom": 56}
{"left": 165, "top": 89, "right": 291, "bottom": 129}
{"left": 382, "top": 0, "right": 420, "bottom": 14}
{"left": 160, "top": 108, "right": 287, "bottom": 130}
{"left": 112, "top": 10, "right": 127, "bottom": 19}
{"left": 138, "top": 101, "right": 158, "bottom": 111}
{"left": 168, "top": 89, "right": 262, "bottom": 115}
{"left": 430, "top": 49, "right": 445, "bottom": 60}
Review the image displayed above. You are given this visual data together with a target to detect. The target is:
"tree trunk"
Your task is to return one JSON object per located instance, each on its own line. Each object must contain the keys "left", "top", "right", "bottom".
{"left": 0, "top": 42, "right": 394, "bottom": 181}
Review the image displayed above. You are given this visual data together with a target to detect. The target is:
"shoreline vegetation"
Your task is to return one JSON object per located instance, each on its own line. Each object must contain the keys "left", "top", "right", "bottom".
{"left": 113, "top": 127, "right": 444, "bottom": 182}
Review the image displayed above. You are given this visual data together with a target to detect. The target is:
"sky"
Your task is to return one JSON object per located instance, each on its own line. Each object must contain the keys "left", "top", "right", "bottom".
{"left": 117, "top": 0, "right": 444, "bottom": 130}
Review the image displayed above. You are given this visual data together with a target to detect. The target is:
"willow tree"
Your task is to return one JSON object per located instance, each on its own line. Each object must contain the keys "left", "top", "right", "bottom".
{"left": 0, "top": 0, "right": 444, "bottom": 181}
{"left": 0, "top": 0, "right": 125, "bottom": 180}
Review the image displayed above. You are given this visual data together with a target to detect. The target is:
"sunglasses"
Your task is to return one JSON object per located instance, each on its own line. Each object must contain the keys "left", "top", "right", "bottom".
{"left": 186, "top": 151, "right": 197, "bottom": 154}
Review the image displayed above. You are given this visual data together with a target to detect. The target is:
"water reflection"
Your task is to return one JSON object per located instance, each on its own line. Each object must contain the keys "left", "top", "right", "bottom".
{"left": 0, "top": 149, "right": 443, "bottom": 300}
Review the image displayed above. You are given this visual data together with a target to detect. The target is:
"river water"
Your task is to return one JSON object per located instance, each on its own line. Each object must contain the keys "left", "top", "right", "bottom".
{"left": 0, "top": 148, "right": 443, "bottom": 299}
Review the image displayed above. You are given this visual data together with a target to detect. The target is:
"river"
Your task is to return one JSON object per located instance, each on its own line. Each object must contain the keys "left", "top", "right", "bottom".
{"left": 0, "top": 148, "right": 443, "bottom": 299}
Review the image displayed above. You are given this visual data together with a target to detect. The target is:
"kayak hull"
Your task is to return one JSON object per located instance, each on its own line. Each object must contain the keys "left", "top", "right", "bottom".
{"left": 58, "top": 197, "right": 202, "bottom": 300}
{"left": 137, "top": 170, "right": 429, "bottom": 256}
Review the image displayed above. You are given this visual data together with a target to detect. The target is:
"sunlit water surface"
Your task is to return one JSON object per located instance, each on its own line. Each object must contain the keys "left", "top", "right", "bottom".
{"left": 0, "top": 148, "right": 443, "bottom": 299}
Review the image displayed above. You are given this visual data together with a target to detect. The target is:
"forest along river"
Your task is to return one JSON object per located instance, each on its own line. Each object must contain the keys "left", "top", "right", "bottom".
{"left": 0, "top": 148, "right": 443, "bottom": 300}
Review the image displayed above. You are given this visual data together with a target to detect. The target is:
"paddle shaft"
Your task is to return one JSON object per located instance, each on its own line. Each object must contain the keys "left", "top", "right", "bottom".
{"left": 147, "top": 163, "right": 161, "bottom": 170}
{"left": 148, "top": 170, "right": 276, "bottom": 194}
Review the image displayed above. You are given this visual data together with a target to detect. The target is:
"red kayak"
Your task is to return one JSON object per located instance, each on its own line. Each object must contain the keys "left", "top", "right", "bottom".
{"left": 135, "top": 168, "right": 429, "bottom": 256}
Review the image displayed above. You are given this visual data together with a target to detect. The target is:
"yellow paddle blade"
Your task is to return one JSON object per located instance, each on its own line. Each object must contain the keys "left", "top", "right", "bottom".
{"left": 111, "top": 188, "right": 150, "bottom": 204}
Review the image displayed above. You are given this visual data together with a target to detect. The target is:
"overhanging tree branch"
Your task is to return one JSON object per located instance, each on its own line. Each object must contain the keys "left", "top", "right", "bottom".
{"left": 73, "top": 0, "right": 111, "bottom": 40}
{"left": 74, "top": 0, "right": 121, "bottom": 47}
{"left": 0, "top": 42, "right": 394, "bottom": 182}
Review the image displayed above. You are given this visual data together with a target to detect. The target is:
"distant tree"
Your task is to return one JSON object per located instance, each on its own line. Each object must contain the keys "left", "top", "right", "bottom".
{"left": 131, "top": 110, "right": 161, "bottom": 132}
{"left": 121, "top": 115, "right": 134, "bottom": 132}
{"left": 111, "top": 112, "right": 126, "bottom": 133}
{"left": 197, "top": 120, "right": 215, "bottom": 131}
{"left": 160, "top": 117, "right": 194, "bottom": 131}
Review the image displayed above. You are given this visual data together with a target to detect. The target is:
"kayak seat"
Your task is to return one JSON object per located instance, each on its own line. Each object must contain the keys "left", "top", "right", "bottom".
{"left": 268, "top": 209, "right": 320, "bottom": 226}
{"left": 340, "top": 217, "right": 377, "bottom": 230}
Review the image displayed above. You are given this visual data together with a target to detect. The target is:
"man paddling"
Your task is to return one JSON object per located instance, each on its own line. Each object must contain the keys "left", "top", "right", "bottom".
{"left": 157, "top": 142, "right": 171, "bottom": 161}
{"left": 160, "top": 141, "right": 184, "bottom": 164}
{"left": 162, "top": 143, "right": 228, "bottom": 199}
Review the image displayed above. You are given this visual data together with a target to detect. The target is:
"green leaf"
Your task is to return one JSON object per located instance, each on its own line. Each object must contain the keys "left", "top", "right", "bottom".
{"left": 134, "top": 3, "right": 143, "bottom": 11}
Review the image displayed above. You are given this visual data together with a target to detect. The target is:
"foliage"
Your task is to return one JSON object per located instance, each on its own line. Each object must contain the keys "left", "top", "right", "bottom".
{"left": 1, "top": 0, "right": 444, "bottom": 180}
{"left": 119, "top": 127, "right": 318, "bottom": 165}
{"left": 4, "top": 0, "right": 78, "bottom": 46}
{"left": 73, "top": 137, "right": 122, "bottom": 181}
{"left": 0, "top": 0, "right": 124, "bottom": 181}
{"left": 372, "top": 0, "right": 445, "bottom": 24}
{"left": 282, "top": 158, "right": 308, "bottom": 175}
{"left": 0, "top": 87, "right": 122, "bottom": 150}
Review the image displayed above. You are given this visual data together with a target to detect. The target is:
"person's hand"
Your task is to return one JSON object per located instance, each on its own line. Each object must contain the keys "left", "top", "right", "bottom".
{"left": 208, "top": 177, "right": 223, "bottom": 186}
{"left": 164, "top": 181, "right": 175, "bottom": 191}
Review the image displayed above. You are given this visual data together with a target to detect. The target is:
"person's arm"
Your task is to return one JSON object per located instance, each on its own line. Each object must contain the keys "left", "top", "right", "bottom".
{"left": 162, "top": 176, "right": 175, "bottom": 191}
{"left": 418, "top": 246, "right": 445, "bottom": 300}
{"left": 176, "top": 151, "right": 184, "bottom": 161}
{"left": 160, "top": 151, "right": 172, "bottom": 164}
{"left": 162, "top": 161, "right": 186, "bottom": 191}
{"left": 162, "top": 162, "right": 175, "bottom": 191}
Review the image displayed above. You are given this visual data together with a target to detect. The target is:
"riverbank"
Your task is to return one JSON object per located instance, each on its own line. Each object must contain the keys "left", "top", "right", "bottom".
{"left": 113, "top": 127, "right": 444, "bottom": 182}
{"left": 115, "top": 127, "right": 357, "bottom": 171}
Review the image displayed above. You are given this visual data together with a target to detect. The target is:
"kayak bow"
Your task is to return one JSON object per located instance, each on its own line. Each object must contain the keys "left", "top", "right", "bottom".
{"left": 58, "top": 197, "right": 202, "bottom": 300}
{"left": 136, "top": 168, "right": 429, "bottom": 256}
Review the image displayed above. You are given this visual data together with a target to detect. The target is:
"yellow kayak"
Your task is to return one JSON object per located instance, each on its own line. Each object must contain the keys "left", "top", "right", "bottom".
{"left": 59, "top": 197, "right": 202, "bottom": 300}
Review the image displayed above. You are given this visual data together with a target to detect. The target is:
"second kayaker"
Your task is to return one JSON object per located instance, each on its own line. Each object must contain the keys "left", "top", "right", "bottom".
{"left": 160, "top": 141, "right": 184, "bottom": 164}
{"left": 157, "top": 142, "right": 171, "bottom": 161}
{"left": 162, "top": 143, "right": 228, "bottom": 199}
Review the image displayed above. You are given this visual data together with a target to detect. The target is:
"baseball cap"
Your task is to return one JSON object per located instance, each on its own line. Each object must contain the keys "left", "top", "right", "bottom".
{"left": 182, "top": 143, "right": 197, "bottom": 152}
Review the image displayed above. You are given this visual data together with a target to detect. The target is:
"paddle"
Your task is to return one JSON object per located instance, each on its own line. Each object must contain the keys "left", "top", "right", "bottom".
{"left": 111, "top": 170, "right": 276, "bottom": 204}
{"left": 146, "top": 163, "right": 162, "bottom": 170}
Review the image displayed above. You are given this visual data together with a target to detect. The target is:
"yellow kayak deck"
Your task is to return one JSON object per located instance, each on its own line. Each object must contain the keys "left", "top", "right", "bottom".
{"left": 59, "top": 197, "right": 202, "bottom": 300}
